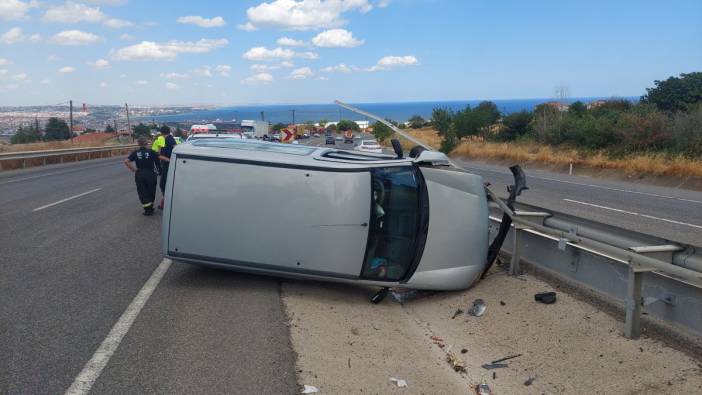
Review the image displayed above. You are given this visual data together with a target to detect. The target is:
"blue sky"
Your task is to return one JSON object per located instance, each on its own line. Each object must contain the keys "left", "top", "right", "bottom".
{"left": 0, "top": 0, "right": 700, "bottom": 106}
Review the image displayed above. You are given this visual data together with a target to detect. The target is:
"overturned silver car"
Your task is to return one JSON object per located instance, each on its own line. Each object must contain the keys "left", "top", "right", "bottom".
{"left": 161, "top": 138, "right": 522, "bottom": 292}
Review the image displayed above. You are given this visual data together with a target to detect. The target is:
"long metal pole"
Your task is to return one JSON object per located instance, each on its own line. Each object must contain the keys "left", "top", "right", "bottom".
{"left": 69, "top": 100, "right": 73, "bottom": 141}
{"left": 125, "top": 103, "right": 131, "bottom": 135}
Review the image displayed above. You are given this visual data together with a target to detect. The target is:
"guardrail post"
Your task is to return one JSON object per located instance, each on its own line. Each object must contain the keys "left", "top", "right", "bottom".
{"left": 510, "top": 226, "right": 523, "bottom": 275}
{"left": 624, "top": 266, "right": 644, "bottom": 339}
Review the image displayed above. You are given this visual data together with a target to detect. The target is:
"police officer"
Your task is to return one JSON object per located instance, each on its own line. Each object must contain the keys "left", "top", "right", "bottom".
{"left": 124, "top": 137, "right": 160, "bottom": 216}
{"left": 155, "top": 125, "right": 178, "bottom": 209}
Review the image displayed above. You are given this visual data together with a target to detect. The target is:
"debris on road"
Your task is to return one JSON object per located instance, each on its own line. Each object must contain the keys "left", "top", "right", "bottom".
{"left": 534, "top": 291, "right": 557, "bottom": 304}
{"left": 390, "top": 377, "right": 408, "bottom": 387}
{"left": 475, "top": 383, "right": 492, "bottom": 395}
{"left": 500, "top": 300, "right": 506, "bottom": 306}
{"left": 469, "top": 299, "right": 487, "bottom": 317}
{"left": 461, "top": 348, "right": 468, "bottom": 354}
{"left": 451, "top": 308, "right": 464, "bottom": 319}
{"left": 491, "top": 354, "right": 523, "bottom": 364}
{"left": 446, "top": 351, "right": 467, "bottom": 372}
{"left": 524, "top": 377, "right": 536, "bottom": 386}
{"left": 302, "top": 384, "right": 319, "bottom": 393}
{"left": 481, "top": 363, "right": 508, "bottom": 370}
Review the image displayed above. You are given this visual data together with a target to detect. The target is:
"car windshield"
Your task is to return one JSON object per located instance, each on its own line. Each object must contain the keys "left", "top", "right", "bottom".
{"left": 361, "top": 166, "right": 423, "bottom": 281}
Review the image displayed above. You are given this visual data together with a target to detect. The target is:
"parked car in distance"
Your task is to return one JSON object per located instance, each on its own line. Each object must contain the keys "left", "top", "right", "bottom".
{"left": 312, "top": 133, "right": 320, "bottom": 138}
{"left": 325, "top": 134, "right": 335, "bottom": 144}
{"left": 354, "top": 139, "right": 383, "bottom": 154}
{"left": 163, "top": 139, "right": 489, "bottom": 291}
{"left": 335, "top": 135, "right": 344, "bottom": 142}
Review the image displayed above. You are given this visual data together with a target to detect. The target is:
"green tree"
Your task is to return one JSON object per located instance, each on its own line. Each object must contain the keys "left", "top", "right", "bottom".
{"left": 337, "top": 119, "right": 360, "bottom": 132}
{"left": 43, "top": 117, "right": 71, "bottom": 141}
{"left": 132, "top": 123, "right": 151, "bottom": 138}
{"left": 319, "top": 118, "right": 329, "bottom": 127}
{"left": 372, "top": 121, "right": 393, "bottom": 142}
{"left": 272, "top": 122, "right": 287, "bottom": 132}
{"left": 104, "top": 124, "right": 116, "bottom": 133}
{"left": 327, "top": 123, "right": 337, "bottom": 132}
{"left": 431, "top": 107, "right": 453, "bottom": 136}
{"left": 408, "top": 115, "right": 426, "bottom": 129}
{"left": 473, "top": 101, "right": 501, "bottom": 126}
{"left": 501, "top": 111, "right": 533, "bottom": 141}
{"left": 569, "top": 101, "right": 587, "bottom": 117}
{"left": 641, "top": 72, "right": 702, "bottom": 113}
{"left": 440, "top": 128, "right": 458, "bottom": 154}
{"left": 11, "top": 126, "right": 42, "bottom": 144}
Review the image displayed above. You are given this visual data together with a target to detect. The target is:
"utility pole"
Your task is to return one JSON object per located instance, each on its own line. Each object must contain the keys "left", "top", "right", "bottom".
{"left": 69, "top": 100, "right": 73, "bottom": 141}
{"left": 125, "top": 103, "right": 131, "bottom": 136}
{"left": 113, "top": 119, "right": 117, "bottom": 132}
{"left": 291, "top": 109, "right": 295, "bottom": 125}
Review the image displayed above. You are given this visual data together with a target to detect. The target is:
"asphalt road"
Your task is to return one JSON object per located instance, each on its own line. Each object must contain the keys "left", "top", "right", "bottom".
{"left": 0, "top": 157, "right": 297, "bottom": 394}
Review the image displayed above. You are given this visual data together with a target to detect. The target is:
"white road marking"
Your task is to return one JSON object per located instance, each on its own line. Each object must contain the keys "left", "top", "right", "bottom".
{"left": 460, "top": 163, "right": 702, "bottom": 205}
{"left": 65, "top": 258, "right": 172, "bottom": 395}
{"left": 563, "top": 198, "right": 702, "bottom": 230}
{"left": 32, "top": 188, "right": 102, "bottom": 212}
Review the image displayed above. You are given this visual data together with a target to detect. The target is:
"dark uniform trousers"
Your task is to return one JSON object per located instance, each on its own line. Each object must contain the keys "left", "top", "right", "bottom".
{"left": 135, "top": 169, "right": 157, "bottom": 208}
{"left": 159, "top": 162, "right": 169, "bottom": 194}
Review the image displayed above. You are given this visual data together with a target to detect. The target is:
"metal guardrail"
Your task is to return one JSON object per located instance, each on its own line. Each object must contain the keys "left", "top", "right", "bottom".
{"left": 489, "top": 200, "right": 702, "bottom": 340}
{"left": 0, "top": 144, "right": 137, "bottom": 169}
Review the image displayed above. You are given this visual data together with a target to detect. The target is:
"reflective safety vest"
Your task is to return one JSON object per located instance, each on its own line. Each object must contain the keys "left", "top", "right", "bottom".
{"left": 152, "top": 135, "right": 180, "bottom": 153}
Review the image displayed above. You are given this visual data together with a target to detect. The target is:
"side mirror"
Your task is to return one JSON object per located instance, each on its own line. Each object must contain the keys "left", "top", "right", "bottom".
{"left": 390, "top": 139, "right": 403, "bottom": 159}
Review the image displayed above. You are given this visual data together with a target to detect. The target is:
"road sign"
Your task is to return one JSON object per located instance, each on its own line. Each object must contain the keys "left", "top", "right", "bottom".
{"left": 281, "top": 129, "right": 295, "bottom": 142}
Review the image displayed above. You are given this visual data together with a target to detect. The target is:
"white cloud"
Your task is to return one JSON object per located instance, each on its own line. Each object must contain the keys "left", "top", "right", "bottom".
{"left": 250, "top": 63, "right": 275, "bottom": 72}
{"left": 244, "top": 0, "right": 373, "bottom": 30}
{"left": 119, "top": 33, "right": 133, "bottom": 40}
{"left": 29, "top": 33, "right": 41, "bottom": 42}
{"left": 43, "top": 1, "right": 105, "bottom": 23}
{"left": 47, "top": 54, "right": 60, "bottom": 62}
{"left": 367, "top": 55, "right": 418, "bottom": 71}
{"left": 243, "top": 46, "right": 294, "bottom": 61}
{"left": 1, "top": 27, "right": 25, "bottom": 44}
{"left": 111, "top": 38, "right": 228, "bottom": 61}
{"left": 242, "top": 72, "right": 273, "bottom": 85}
{"left": 0, "top": 69, "right": 8, "bottom": 76}
{"left": 0, "top": 0, "right": 36, "bottom": 21}
{"left": 100, "top": 81, "right": 108, "bottom": 87}
{"left": 297, "top": 51, "right": 318, "bottom": 59}
{"left": 312, "top": 29, "right": 363, "bottom": 48}
{"left": 51, "top": 30, "right": 102, "bottom": 45}
{"left": 160, "top": 72, "right": 189, "bottom": 79}
{"left": 119, "top": 73, "right": 126, "bottom": 78}
{"left": 104, "top": 18, "right": 133, "bottom": 28}
{"left": 279, "top": 60, "right": 294, "bottom": 68}
{"left": 165, "top": 82, "right": 180, "bottom": 89}
{"left": 192, "top": 65, "right": 212, "bottom": 77}
{"left": 11, "top": 72, "right": 28, "bottom": 81}
{"left": 177, "top": 15, "right": 226, "bottom": 28}
{"left": 85, "top": 0, "right": 128, "bottom": 5}
{"left": 277, "top": 36, "right": 306, "bottom": 46}
{"left": 320, "top": 63, "right": 357, "bottom": 73}
{"left": 135, "top": 79, "right": 148, "bottom": 85}
{"left": 236, "top": 22, "right": 257, "bottom": 31}
{"left": 41, "top": 78, "right": 51, "bottom": 84}
{"left": 87, "top": 58, "right": 110, "bottom": 68}
{"left": 216, "top": 64, "right": 231, "bottom": 77}
{"left": 0, "top": 58, "right": 9, "bottom": 66}
{"left": 58, "top": 66, "right": 76, "bottom": 73}
{"left": 377, "top": 0, "right": 391, "bottom": 7}
{"left": 289, "top": 67, "right": 313, "bottom": 80}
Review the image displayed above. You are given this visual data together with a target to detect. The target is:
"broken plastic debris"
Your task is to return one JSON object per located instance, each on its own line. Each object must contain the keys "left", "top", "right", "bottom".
{"left": 524, "top": 377, "right": 536, "bottom": 386}
{"left": 390, "top": 377, "right": 408, "bottom": 387}
{"left": 481, "top": 363, "right": 508, "bottom": 370}
{"left": 390, "top": 289, "right": 420, "bottom": 304}
{"left": 475, "top": 383, "right": 491, "bottom": 395}
{"left": 301, "top": 385, "right": 319, "bottom": 393}
{"left": 534, "top": 291, "right": 557, "bottom": 304}
{"left": 452, "top": 308, "right": 464, "bottom": 319}
{"left": 446, "top": 351, "right": 467, "bottom": 372}
{"left": 491, "top": 354, "right": 522, "bottom": 364}
{"left": 469, "top": 299, "right": 487, "bottom": 317}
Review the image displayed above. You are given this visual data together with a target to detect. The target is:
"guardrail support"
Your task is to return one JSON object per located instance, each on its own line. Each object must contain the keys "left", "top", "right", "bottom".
{"left": 510, "top": 226, "right": 523, "bottom": 275}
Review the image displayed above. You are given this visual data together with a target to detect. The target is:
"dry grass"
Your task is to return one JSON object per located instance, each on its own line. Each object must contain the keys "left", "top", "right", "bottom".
{"left": 0, "top": 134, "right": 119, "bottom": 153}
{"left": 399, "top": 127, "right": 702, "bottom": 178}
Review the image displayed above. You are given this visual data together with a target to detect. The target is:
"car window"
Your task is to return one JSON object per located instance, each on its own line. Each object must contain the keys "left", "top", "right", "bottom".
{"left": 361, "top": 166, "right": 422, "bottom": 281}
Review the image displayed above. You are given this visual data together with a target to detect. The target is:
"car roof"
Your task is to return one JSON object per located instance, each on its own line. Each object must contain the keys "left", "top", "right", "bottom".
{"left": 173, "top": 138, "right": 410, "bottom": 170}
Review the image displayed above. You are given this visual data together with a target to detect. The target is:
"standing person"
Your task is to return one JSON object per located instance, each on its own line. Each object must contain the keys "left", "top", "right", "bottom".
{"left": 156, "top": 125, "right": 178, "bottom": 209}
{"left": 124, "top": 137, "right": 160, "bottom": 216}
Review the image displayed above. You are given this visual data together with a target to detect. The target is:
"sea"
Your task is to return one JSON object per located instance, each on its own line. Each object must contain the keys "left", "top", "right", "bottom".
{"left": 148, "top": 97, "right": 635, "bottom": 125}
